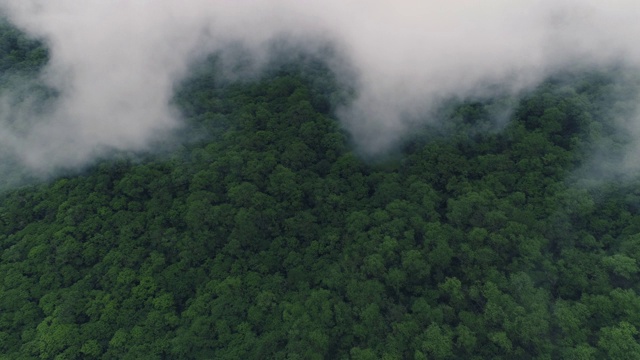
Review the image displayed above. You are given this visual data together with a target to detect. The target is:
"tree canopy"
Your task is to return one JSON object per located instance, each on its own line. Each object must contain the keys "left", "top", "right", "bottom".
{"left": 1, "top": 21, "right": 640, "bottom": 359}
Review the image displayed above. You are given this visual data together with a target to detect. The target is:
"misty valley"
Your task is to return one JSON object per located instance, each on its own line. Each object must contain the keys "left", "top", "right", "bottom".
{"left": 2, "top": 19, "right": 640, "bottom": 360}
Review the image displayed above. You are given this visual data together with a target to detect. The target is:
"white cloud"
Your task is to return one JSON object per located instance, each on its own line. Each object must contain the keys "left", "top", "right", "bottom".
{"left": 1, "top": 0, "right": 640, "bottom": 173}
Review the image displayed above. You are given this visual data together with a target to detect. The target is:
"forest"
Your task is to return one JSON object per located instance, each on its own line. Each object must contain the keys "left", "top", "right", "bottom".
{"left": 1, "top": 21, "right": 640, "bottom": 360}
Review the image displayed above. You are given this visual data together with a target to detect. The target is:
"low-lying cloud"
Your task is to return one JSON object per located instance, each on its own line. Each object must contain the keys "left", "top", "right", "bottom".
{"left": 1, "top": 0, "right": 640, "bottom": 177}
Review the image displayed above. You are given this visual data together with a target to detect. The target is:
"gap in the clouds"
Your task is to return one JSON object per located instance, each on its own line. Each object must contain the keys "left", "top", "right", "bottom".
{"left": 393, "top": 65, "right": 640, "bottom": 191}
{"left": 170, "top": 38, "right": 353, "bottom": 147}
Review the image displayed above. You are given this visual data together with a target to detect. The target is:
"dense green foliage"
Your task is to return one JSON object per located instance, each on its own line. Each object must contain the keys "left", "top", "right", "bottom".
{"left": 1, "top": 23, "right": 640, "bottom": 359}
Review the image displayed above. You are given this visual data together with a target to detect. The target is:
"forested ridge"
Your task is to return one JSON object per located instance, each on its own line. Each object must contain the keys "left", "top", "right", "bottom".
{"left": 1, "top": 23, "right": 640, "bottom": 360}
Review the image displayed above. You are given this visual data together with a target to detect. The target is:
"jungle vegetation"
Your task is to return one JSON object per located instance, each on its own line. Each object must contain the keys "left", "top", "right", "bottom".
{"left": 1, "top": 21, "right": 640, "bottom": 359}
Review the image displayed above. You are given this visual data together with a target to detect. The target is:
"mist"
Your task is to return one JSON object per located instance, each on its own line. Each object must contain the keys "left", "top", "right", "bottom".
{"left": 1, "top": 0, "right": 640, "bottom": 178}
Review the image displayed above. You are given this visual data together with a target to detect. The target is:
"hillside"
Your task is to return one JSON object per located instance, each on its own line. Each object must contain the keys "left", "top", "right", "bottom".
{"left": 1, "top": 22, "right": 640, "bottom": 359}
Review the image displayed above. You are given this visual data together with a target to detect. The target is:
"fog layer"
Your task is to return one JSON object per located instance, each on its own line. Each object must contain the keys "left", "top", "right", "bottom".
{"left": 1, "top": 0, "right": 640, "bottom": 173}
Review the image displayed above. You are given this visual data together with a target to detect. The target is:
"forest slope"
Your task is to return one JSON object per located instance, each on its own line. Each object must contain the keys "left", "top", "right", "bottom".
{"left": 1, "top": 23, "right": 640, "bottom": 359}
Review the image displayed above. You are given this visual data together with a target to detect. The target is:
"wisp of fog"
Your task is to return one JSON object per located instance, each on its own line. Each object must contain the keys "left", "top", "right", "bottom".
{"left": 1, "top": 0, "right": 640, "bottom": 179}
